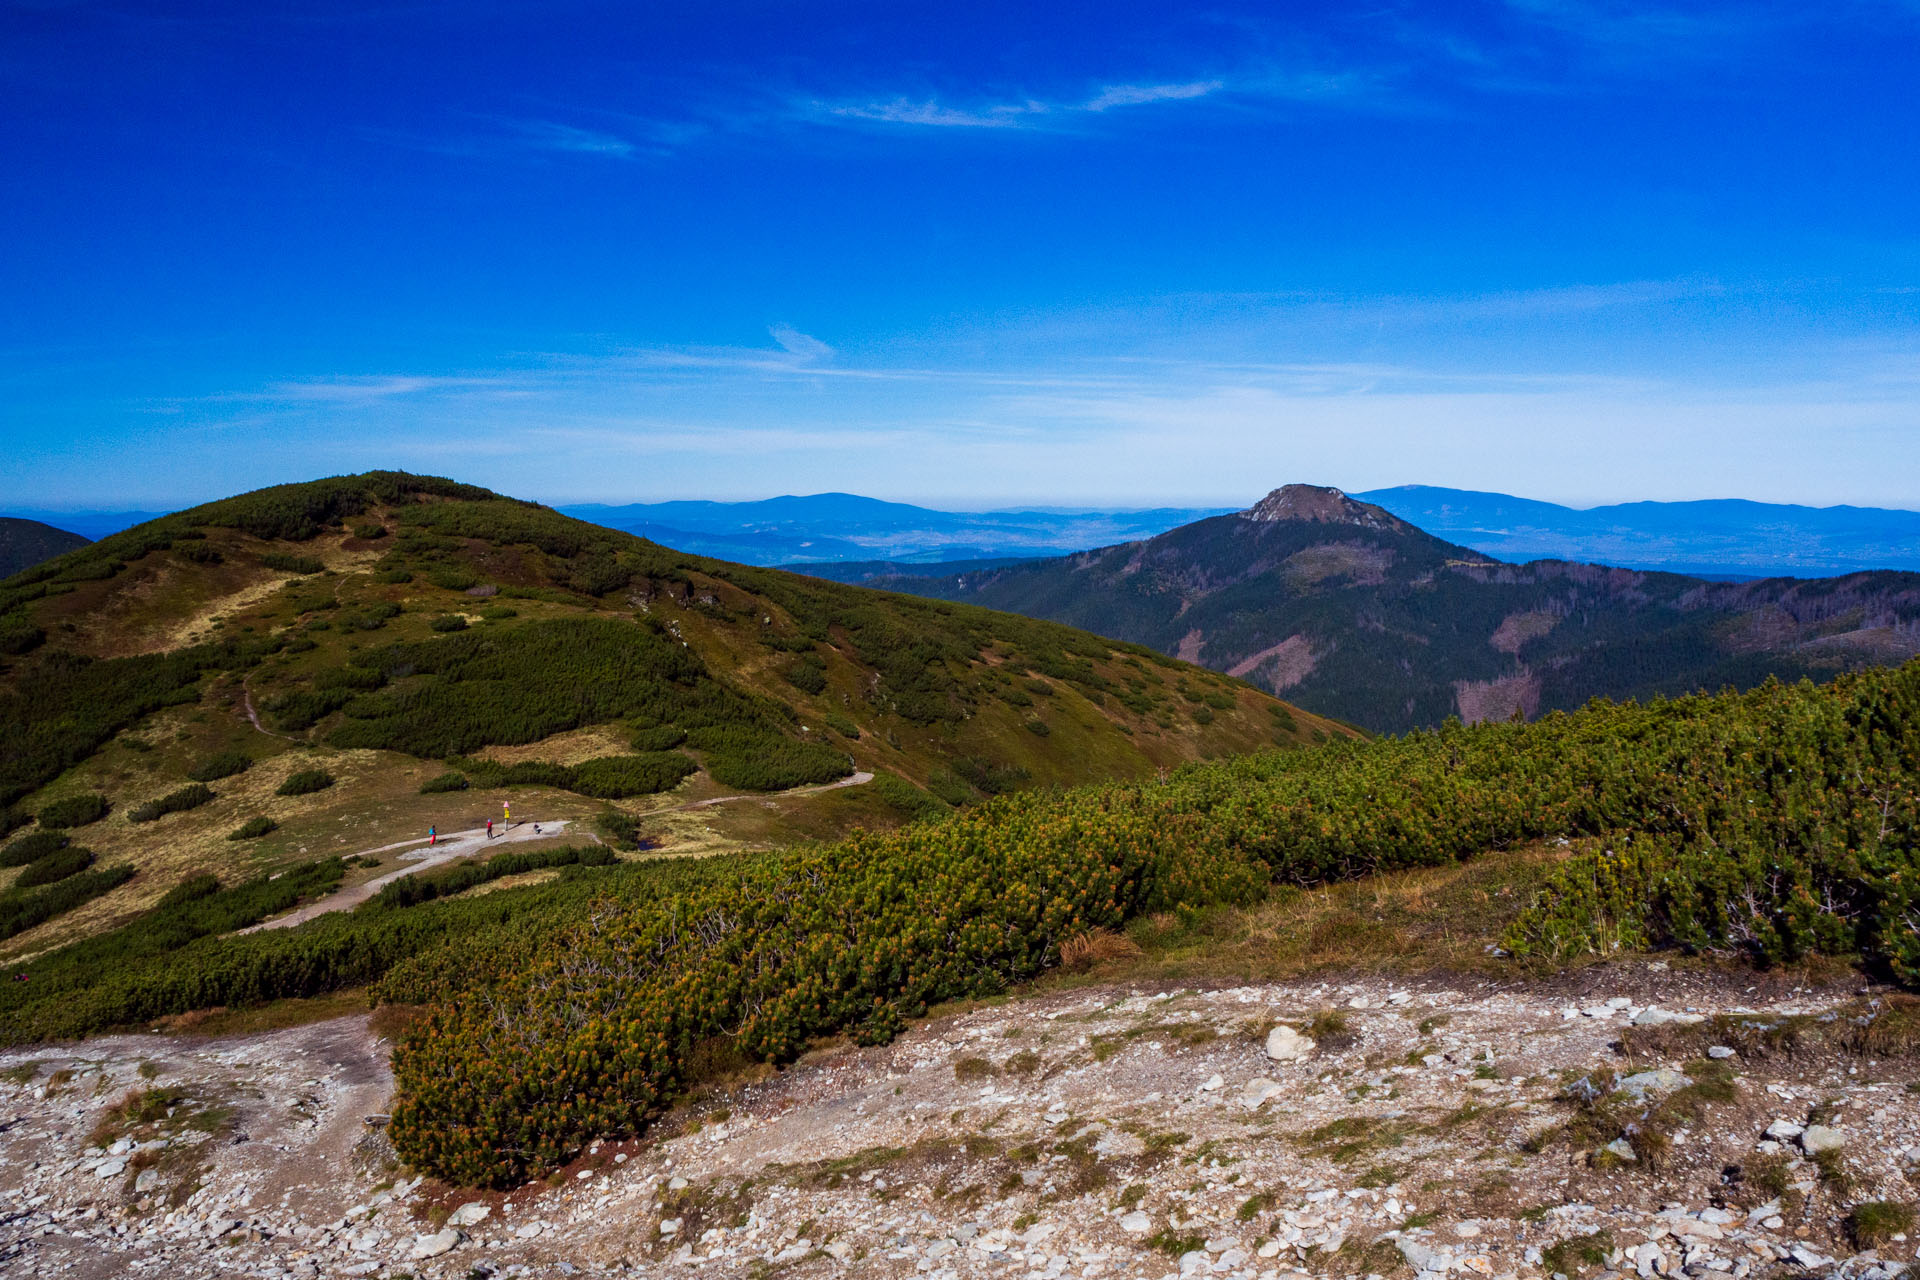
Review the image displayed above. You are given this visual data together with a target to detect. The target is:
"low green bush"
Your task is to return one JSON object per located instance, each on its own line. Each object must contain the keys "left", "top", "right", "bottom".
{"left": 479, "top": 605, "right": 518, "bottom": 621}
{"left": 420, "top": 772, "right": 470, "bottom": 794}
{"left": 427, "top": 566, "right": 480, "bottom": 591}
{"left": 628, "top": 725, "right": 687, "bottom": 752}
{"left": 372, "top": 845, "right": 616, "bottom": 909}
{"left": 127, "top": 784, "right": 214, "bottom": 823}
{"left": 688, "top": 725, "right": 850, "bottom": 791}
{"left": 0, "top": 611, "right": 44, "bottom": 656}
{"left": 596, "top": 810, "right": 649, "bottom": 851}
{"left": 569, "top": 754, "right": 698, "bottom": 799}
{"left": 34, "top": 793, "right": 109, "bottom": 829}
{"left": 1025, "top": 719, "right": 1051, "bottom": 736}
{"left": 870, "top": 772, "right": 947, "bottom": 822}
{"left": 0, "top": 809, "right": 28, "bottom": 841}
{"left": 0, "top": 865, "right": 135, "bottom": 942}
{"left": 156, "top": 873, "right": 221, "bottom": 909}
{"left": 17, "top": 846, "right": 94, "bottom": 887}
{"left": 187, "top": 751, "right": 252, "bottom": 783}
{"left": 784, "top": 659, "right": 827, "bottom": 695}
{"left": 227, "top": 817, "right": 277, "bottom": 840}
{"left": 262, "top": 552, "right": 325, "bottom": 575}
{"left": 276, "top": 770, "right": 335, "bottom": 797}
{"left": 0, "top": 831, "right": 68, "bottom": 868}
{"left": 430, "top": 615, "right": 468, "bottom": 633}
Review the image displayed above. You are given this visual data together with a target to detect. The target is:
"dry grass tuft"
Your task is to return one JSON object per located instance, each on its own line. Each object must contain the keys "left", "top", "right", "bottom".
{"left": 1059, "top": 928, "right": 1143, "bottom": 972}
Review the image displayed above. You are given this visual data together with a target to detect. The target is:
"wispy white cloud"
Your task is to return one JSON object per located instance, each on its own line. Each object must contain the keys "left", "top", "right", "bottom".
{"left": 768, "top": 324, "right": 834, "bottom": 362}
{"left": 507, "top": 120, "right": 637, "bottom": 158}
{"left": 252, "top": 375, "right": 509, "bottom": 403}
{"left": 814, "top": 75, "right": 1244, "bottom": 131}
{"left": 818, "top": 97, "right": 1048, "bottom": 129}
{"left": 1083, "top": 80, "right": 1224, "bottom": 112}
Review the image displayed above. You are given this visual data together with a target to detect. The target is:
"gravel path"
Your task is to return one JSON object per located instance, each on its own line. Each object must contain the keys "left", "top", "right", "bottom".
{"left": 239, "top": 818, "right": 577, "bottom": 933}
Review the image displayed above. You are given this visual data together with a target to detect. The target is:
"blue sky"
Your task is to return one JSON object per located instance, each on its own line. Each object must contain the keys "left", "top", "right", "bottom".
{"left": 3, "top": 0, "right": 1918, "bottom": 511}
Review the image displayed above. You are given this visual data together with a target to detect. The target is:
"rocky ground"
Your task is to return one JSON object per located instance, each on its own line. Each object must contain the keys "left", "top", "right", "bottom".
{"left": 1, "top": 967, "right": 1916, "bottom": 1280}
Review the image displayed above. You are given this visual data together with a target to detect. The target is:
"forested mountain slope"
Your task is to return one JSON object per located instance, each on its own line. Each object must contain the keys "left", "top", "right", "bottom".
{"left": 837, "top": 484, "right": 1920, "bottom": 733}
{"left": 0, "top": 516, "right": 87, "bottom": 578}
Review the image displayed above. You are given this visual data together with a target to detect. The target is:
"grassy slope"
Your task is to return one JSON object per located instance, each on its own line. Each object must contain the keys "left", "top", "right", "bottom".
{"left": 853, "top": 510, "right": 1920, "bottom": 733}
{"left": 0, "top": 473, "right": 1344, "bottom": 958}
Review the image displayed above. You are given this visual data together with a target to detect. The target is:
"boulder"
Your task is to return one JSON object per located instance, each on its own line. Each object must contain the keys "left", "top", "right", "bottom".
{"left": 1264, "top": 1025, "right": 1315, "bottom": 1062}
{"left": 1617, "top": 1068, "right": 1689, "bottom": 1101}
{"left": 1241, "top": 1077, "right": 1285, "bottom": 1110}
{"left": 1120, "top": 1211, "right": 1153, "bottom": 1234}
{"left": 409, "top": 1229, "right": 461, "bottom": 1260}
{"left": 1798, "top": 1125, "right": 1845, "bottom": 1155}
{"left": 449, "top": 1202, "right": 491, "bottom": 1228}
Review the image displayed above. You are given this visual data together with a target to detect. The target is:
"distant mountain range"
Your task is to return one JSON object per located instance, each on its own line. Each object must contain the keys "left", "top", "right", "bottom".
{"left": 819, "top": 485, "right": 1920, "bottom": 734}
{"left": 15, "top": 486, "right": 1918, "bottom": 579}
{"left": 558, "top": 493, "right": 1234, "bottom": 566}
{"left": 1353, "top": 486, "right": 1920, "bottom": 578}
{"left": 0, "top": 518, "right": 88, "bottom": 578}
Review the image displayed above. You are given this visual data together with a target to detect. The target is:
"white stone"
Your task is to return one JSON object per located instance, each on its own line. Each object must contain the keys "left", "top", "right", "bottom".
{"left": 409, "top": 1229, "right": 461, "bottom": 1260}
{"left": 1241, "top": 1078, "right": 1285, "bottom": 1110}
{"left": 93, "top": 1158, "right": 126, "bottom": 1179}
{"left": 1264, "top": 1026, "right": 1314, "bottom": 1062}
{"left": 1707, "top": 1045, "right": 1736, "bottom": 1059}
{"left": 1198, "top": 1074, "right": 1224, "bottom": 1093}
{"left": 449, "top": 1202, "right": 491, "bottom": 1228}
{"left": 1798, "top": 1125, "right": 1844, "bottom": 1155}
{"left": 658, "top": 1218, "right": 682, "bottom": 1236}
{"left": 1120, "top": 1212, "right": 1153, "bottom": 1234}
{"left": 1602, "top": 1138, "right": 1638, "bottom": 1161}
{"left": 1763, "top": 1120, "right": 1804, "bottom": 1141}
{"left": 1617, "top": 1069, "right": 1689, "bottom": 1101}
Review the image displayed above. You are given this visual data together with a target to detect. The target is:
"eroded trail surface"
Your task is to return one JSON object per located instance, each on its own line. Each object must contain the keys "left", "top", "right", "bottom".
{"left": 2, "top": 969, "right": 1917, "bottom": 1280}
{"left": 242, "top": 819, "right": 577, "bottom": 933}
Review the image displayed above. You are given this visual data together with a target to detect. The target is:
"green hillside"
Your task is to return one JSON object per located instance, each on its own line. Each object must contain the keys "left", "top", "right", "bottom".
{"left": 839, "top": 484, "right": 1920, "bottom": 733}
{"left": 0, "top": 472, "right": 1339, "bottom": 958}
{"left": 0, "top": 646, "right": 1910, "bottom": 1191}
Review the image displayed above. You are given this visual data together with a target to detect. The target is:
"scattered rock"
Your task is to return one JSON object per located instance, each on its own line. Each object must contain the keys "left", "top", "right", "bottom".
{"left": 1264, "top": 1025, "right": 1314, "bottom": 1061}
{"left": 1617, "top": 1068, "right": 1690, "bottom": 1101}
{"left": 1799, "top": 1125, "right": 1845, "bottom": 1155}
{"left": 1240, "top": 1077, "right": 1285, "bottom": 1110}
{"left": 449, "top": 1202, "right": 491, "bottom": 1227}
{"left": 1120, "top": 1211, "right": 1153, "bottom": 1234}
{"left": 1707, "top": 1045, "right": 1736, "bottom": 1059}
{"left": 409, "top": 1229, "right": 461, "bottom": 1260}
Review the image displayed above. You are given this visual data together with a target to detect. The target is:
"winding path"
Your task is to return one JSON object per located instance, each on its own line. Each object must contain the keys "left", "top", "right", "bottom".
{"left": 240, "top": 818, "right": 579, "bottom": 933}
{"left": 239, "top": 771, "right": 875, "bottom": 933}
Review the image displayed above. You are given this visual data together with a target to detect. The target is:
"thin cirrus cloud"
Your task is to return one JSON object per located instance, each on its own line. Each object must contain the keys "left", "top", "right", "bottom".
{"left": 814, "top": 77, "right": 1233, "bottom": 130}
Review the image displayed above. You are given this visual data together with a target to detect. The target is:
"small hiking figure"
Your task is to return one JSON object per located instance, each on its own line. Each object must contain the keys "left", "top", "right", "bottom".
{"left": 486, "top": 818, "right": 494, "bottom": 838}
{"left": 428, "top": 825, "right": 436, "bottom": 847}
{"left": 503, "top": 801, "right": 511, "bottom": 824}
{"left": 533, "top": 822, "right": 542, "bottom": 834}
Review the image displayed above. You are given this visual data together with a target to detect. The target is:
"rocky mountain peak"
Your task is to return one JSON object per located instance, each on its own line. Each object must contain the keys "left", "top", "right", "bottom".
{"left": 1240, "top": 484, "right": 1408, "bottom": 530}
